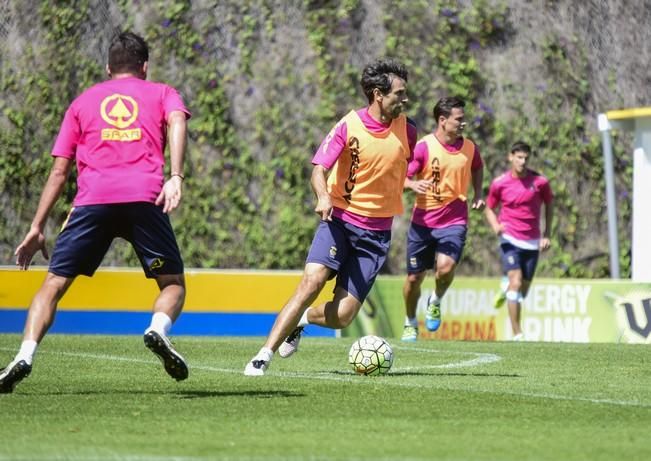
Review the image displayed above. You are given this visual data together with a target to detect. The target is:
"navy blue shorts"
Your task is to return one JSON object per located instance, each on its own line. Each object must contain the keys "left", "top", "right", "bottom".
{"left": 500, "top": 242, "right": 539, "bottom": 281}
{"left": 49, "top": 203, "right": 184, "bottom": 278}
{"left": 406, "top": 223, "right": 467, "bottom": 273}
{"left": 306, "top": 218, "right": 391, "bottom": 303}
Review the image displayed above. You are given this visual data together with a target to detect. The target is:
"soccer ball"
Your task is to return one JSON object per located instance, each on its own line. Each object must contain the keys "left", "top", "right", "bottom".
{"left": 348, "top": 335, "right": 393, "bottom": 375}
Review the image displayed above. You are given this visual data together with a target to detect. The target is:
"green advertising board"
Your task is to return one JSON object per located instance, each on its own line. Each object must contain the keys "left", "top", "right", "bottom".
{"left": 343, "top": 276, "right": 651, "bottom": 344}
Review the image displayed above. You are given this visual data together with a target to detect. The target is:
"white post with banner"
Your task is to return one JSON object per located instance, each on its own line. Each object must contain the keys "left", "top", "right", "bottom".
{"left": 598, "top": 107, "right": 651, "bottom": 282}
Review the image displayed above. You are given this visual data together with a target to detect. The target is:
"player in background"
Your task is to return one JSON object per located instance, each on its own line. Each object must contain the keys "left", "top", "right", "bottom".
{"left": 245, "top": 58, "right": 417, "bottom": 376}
{"left": 0, "top": 32, "right": 191, "bottom": 393}
{"left": 401, "top": 96, "right": 484, "bottom": 342}
{"left": 485, "top": 141, "right": 553, "bottom": 341}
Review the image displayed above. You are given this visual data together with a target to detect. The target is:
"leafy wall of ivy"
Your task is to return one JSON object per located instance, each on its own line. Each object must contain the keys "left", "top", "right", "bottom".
{"left": 0, "top": 0, "right": 634, "bottom": 278}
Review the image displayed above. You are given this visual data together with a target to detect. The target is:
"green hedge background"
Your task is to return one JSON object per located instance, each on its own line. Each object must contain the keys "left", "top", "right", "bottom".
{"left": 0, "top": 0, "right": 642, "bottom": 278}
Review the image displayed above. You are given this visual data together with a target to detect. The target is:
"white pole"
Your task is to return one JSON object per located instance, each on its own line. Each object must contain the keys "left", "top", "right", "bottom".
{"left": 598, "top": 114, "right": 620, "bottom": 279}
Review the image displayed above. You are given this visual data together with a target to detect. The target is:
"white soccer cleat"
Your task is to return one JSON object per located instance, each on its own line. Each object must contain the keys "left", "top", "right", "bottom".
{"left": 244, "top": 358, "right": 268, "bottom": 376}
{"left": 278, "top": 326, "right": 304, "bottom": 358}
{"left": 512, "top": 333, "right": 525, "bottom": 341}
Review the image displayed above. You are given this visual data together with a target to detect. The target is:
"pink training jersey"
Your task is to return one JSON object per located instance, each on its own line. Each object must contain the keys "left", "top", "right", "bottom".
{"left": 407, "top": 135, "right": 483, "bottom": 228}
{"left": 52, "top": 76, "right": 191, "bottom": 206}
{"left": 312, "top": 108, "right": 417, "bottom": 230}
{"left": 486, "top": 169, "right": 553, "bottom": 242}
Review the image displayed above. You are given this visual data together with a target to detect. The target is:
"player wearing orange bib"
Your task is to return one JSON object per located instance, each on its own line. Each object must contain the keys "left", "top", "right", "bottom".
{"left": 245, "top": 59, "right": 416, "bottom": 375}
{"left": 401, "top": 97, "right": 485, "bottom": 341}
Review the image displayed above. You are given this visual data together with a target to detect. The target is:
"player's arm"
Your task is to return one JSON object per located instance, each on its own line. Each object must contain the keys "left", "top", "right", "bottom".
{"left": 311, "top": 164, "right": 333, "bottom": 221}
{"left": 484, "top": 183, "right": 504, "bottom": 236}
{"left": 404, "top": 140, "right": 430, "bottom": 194}
{"left": 484, "top": 206, "right": 504, "bottom": 236}
{"left": 15, "top": 156, "right": 73, "bottom": 270}
{"left": 540, "top": 200, "right": 553, "bottom": 251}
{"left": 470, "top": 163, "right": 485, "bottom": 210}
{"left": 156, "top": 110, "right": 187, "bottom": 213}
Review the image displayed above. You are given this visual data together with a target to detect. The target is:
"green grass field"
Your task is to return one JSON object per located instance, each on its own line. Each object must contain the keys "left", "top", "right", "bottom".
{"left": 1, "top": 334, "right": 649, "bottom": 461}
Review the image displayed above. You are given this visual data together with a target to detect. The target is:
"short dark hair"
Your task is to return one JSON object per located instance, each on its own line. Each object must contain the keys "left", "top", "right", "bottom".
{"left": 433, "top": 96, "right": 466, "bottom": 122}
{"left": 510, "top": 141, "right": 532, "bottom": 155}
{"left": 360, "top": 58, "right": 408, "bottom": 103}
{"left": 108, "top": 32, "right": 149, "bottom": 74}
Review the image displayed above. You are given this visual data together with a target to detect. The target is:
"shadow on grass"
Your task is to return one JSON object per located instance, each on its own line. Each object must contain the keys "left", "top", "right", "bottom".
{"left": 327, "top": 370, "right": 522, "bottom": 378}
{"left": 18, "top": 389, "right": 306, "bottom": 399}
{"left": 177, "top": 390, "right": 305, "bottom": 399}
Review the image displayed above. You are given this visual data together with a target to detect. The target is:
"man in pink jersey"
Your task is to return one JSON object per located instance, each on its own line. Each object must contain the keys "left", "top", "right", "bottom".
{"left": 401, "top": 96, "right": 484, "bottom": 341}
{"left": 245, "top": 59, "right": 417, "bottom": 376}
{"left": 0, "top": 32, "right": 191, "bottom": 393}
{"left": 485, "top": 141, "right": 553, "bottom": 341}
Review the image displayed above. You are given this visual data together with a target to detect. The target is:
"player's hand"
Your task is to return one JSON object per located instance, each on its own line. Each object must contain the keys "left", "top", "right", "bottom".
{"left": 315, "top": 196, "right": 333, "bottom": 221}
{"left": 472, "top": 196, "right": 485, "bottom": 211}
{"left": 156, "top": 176, "right": 183, "bottom": 213}
{"left": 492, "top": 223, "right": 506, "bottom": 236}
{"left": 15, "top": 228, "right": 49, "bottom": 270}
{"left": 408, "top": 179, "right": 431, "bottom": 195}
{"left": 540, "top": 237, "right": 551, "bottom": 252}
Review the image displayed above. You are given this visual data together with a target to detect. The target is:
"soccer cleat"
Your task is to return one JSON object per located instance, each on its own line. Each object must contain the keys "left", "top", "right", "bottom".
{"left": 244, "top": 359, "right": 268, "bottom": 376}
{"left": 0, "top": 360, "right": 32, "bottom": 394}
{"left": 493, "top": 290, "right": 506, "bottom": 309}
{"left": 512, "top": 333, "right": 525, "bottom": 342}
{"left": 401, "top": 325, "right": 418, "bottom": 342}
{"left": 144, "top": 329, "right": 189, "bottom": 381}
{"left": 278, "top": 326, "right": 304, "bottom": 358}
{"left": 425, "top": 301, "right": 441, "bottom": 332}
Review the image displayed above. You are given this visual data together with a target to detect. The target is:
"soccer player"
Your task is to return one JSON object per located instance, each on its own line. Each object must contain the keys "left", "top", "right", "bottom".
{"left": 0, "top": 32, "right": 191, "bottom": 393}
{"left": 485, "top": 141, "right": 553, "bottom": 341}
{"left": 244, "top": 58, "right": 417, "bottom": 376}
{"left": 400, "top": 96, "right": 484, "bottom": 342}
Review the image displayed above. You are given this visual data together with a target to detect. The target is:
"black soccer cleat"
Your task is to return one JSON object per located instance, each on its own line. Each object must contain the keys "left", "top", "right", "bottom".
{"left": 0, "top": 360, "right": 32, "bottom": 394}
{"left": 144, "top": 330, "right": 189, "bottom": 381}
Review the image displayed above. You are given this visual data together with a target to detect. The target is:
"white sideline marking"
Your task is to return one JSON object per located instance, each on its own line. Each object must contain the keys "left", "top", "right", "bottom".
{"left": 391, "top": 346, "right": 502, "bottom": 371}
{"left": 2, "top": 346, "right": 649, "bottom": 408}
{"left": 0, "top": 457, "right": 427, "bottom": 461}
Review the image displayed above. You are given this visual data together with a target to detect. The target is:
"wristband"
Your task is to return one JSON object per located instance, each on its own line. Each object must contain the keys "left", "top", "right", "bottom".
{"left": 171, "top": 173, "right": 185, "bottom": 180}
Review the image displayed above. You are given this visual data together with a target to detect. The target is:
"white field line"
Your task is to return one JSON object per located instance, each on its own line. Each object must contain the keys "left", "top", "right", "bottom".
{"left": 1, "top": 346, "right": 649, "bottom": 408}
{"left": 0, "top": 456, "right": 433, "bottom": 461}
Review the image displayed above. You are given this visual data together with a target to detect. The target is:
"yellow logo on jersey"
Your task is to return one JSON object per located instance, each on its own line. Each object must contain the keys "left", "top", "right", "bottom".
{"left": 100, "top": 94, "right": 141, "bottom": 141}
{"left": 150, "top": 258, "right": 165, "bottom": 270}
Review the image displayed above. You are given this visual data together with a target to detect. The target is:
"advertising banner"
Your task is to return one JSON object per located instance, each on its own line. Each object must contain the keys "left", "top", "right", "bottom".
{"left": 343, "top": 276, "right": 651, "bottom": 344}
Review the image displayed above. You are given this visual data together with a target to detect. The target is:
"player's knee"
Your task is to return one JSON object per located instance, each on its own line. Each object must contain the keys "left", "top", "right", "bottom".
{"left": 41, "top": 275, "right": 72, "bottom": 302}
{"left": 406, "top": 271, "right": 425, "bottom": 285}
{"left": 327, "top": 298, "right": 360, "bottom": 328}
{"left": 508, "top": 279, "right": 523, "bottom": 292}
{"left": 337, "top": 309, "right": 357, "bottom": 328}
{"left": 436, "top": 264, "right": 455, "bottom": 279}
{"left": 299, "top": 273, "right": 327, "bottom": 296}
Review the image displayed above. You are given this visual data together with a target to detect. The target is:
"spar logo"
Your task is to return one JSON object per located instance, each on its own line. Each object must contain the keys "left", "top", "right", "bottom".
{"left": 100, "top": 94, "right": 141, "bottom": 141}
{"left": 606, "top": 290, "right": 651, "bottom": 343}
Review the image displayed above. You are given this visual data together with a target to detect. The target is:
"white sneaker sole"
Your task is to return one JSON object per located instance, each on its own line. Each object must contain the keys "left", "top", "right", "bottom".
{"left": 244, "top": 360, "right": 267, "bottom": 376}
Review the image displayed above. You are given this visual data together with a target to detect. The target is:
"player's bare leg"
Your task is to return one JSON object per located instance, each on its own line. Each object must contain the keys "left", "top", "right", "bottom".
{"left": 506, "top": 269, "right": 524, "bottom": 340}
{"left": 402, "top": 271, "right": 425, "bottom": 341}
{"left": 245, "top": 263, "right": 331, "bottom": 375}
{"left": 144, "top": 274, "right": 189, "bottom": 381}
{"left": 426, "top": 253, "right": 457, "bottom": 331}
{"left": 307, "top": 286, "right": 362, "bottom": 329}
{"left": 277, "top": 286, "right": 362, "bottom": 359}
{"left": 1, "top": 273, "right": 73, "bottom": 393}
